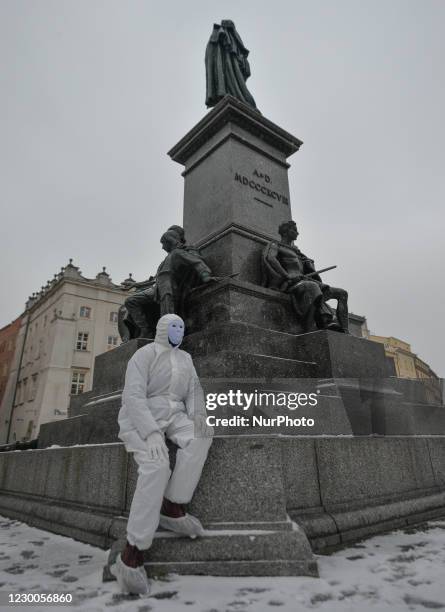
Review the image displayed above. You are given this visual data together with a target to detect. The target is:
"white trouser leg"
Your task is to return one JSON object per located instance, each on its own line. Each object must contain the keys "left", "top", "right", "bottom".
{"left": 164, "top": 413, "right": 213, "bottom": 504}
{"left": 126, "top": 449, "right": 171, "bottom": 550}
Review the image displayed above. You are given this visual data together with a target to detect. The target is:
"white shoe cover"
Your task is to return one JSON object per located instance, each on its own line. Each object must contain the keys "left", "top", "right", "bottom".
{"left": 110, "top": 554, "right": 150, "bottom": 595}
{"left": 159, "top": 513, "right": 204, "bottom": 538}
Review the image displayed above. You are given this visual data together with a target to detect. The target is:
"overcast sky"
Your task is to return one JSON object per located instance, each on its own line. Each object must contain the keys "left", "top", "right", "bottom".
{"left": 1, "top": 0, "right": 444, "bottom": 375}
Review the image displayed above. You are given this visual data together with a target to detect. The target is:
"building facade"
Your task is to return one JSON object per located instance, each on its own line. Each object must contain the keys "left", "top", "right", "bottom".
{"left": 368, "top": 334, "right": 442, "bottom": 404}
{"left": 0, "top": 316, "right": 23, "bottom": 410}
{"left": 369, "top": 335, "right": 418, "bottom": 378}
{"left": 0, "top": 260, "right": 129, "bottom": 444}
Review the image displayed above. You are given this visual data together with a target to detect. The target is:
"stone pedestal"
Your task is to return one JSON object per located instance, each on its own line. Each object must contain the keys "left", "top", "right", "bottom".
{"left": 169, "top": 95, "right": 302, "bottom": 293}
{"left": 169, "top": 95, "right": 301, "bottom": 249}
{"left": 2, "top": 437, "right": 445, "bottom": 579}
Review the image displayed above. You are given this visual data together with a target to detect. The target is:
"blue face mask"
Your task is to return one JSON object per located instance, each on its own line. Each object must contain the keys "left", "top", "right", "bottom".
{"left": 168, "top": 320, "right": 184, "bottom": 346}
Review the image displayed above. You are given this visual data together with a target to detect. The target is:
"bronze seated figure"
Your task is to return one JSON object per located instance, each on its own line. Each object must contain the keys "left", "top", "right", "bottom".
{"left": 262, "top": 220, "right": 349, "bottom": 334}
{"left": 118, "top": 226, "right": 214, "bottom": 341}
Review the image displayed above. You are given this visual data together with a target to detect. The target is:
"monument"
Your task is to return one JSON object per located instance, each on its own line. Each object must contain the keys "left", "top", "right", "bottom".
{"left": 1, "top": 21, "right": 445, "bottom": 580}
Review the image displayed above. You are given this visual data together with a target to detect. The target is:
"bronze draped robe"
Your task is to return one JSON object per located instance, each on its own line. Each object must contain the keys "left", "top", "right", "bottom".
{"left": 205, "top": 20, "right": 257, "bottom": 109}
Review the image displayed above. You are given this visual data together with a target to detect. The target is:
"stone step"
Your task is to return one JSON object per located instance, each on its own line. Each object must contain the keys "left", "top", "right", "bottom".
{"left": 92, "top": 338, "right": 150, "bottom": 395}
{"left": 182, "top": 321, "right": 302, "bottom": 360}
{"left": 193, "top": 350, "right": 317, "bottom": 378}
{"left": 2, "top": 437, "right": 445, "bottom": 578}
{"left": 292, "top": 330, "right": 389, "bottom": 378}
{"left": 38, "top": 406, "right": 121, "bottom": 448}
{"left": 69, "top": 390, "right": 122, "bottom": 418}
{"left": 104, "top": 529, "right": 317, "bottom": 579}
{"left": 40, "top": 389, "right": 355, "bottom": 447}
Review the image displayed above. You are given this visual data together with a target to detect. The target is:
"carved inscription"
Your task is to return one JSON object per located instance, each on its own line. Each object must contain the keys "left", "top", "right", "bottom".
{"left": 234, "top": 169, "right": 289, "bottom": 205}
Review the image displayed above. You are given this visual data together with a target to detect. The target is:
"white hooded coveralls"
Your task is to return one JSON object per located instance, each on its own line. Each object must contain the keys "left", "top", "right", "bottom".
{"left": 118, "top": 314, "right": 213, "bottom": 550}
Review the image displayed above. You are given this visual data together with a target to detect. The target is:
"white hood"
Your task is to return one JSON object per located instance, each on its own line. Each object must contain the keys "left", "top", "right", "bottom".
{"left": 154, "top": 313, "right": 185, "bottom": 348}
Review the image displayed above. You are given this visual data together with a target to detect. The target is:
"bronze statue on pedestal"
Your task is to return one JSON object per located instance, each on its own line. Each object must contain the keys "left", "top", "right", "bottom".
{"left": 118, "top": 226, "right": 215, "bottom": 340}
{"left": 262, "top": 221, "right": 349, "bottom": 333}
{"left": 205, "top": 20, "right": 257, "bottom": 109}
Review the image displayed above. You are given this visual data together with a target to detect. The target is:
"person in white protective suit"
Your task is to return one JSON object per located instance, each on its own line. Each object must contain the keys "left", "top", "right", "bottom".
{"left": 110, "top": 313, "right": 213, "bottom": 595}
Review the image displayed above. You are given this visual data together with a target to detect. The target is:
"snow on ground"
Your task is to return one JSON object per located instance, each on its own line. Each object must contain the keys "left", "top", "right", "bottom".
{"left": 0, "top": 516, "right": 445, "bottom": 611}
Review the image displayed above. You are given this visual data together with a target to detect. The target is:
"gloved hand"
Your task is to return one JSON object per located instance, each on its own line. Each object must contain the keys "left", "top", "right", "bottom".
{"left": 144, "top": 431, "right": 169, "bottom": 460}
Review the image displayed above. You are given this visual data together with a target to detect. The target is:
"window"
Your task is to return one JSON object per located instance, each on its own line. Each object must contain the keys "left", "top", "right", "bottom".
{"left": 71, "top": 371, "right": 86, "bottom": 395}
{"left": 109, "top": 311, "right": 118, "bottom": 323}
{"left": 23, "top": 378, "right": 28, "bottom": 402}
{"left": 30, "top": 374, "right": 38, "bottom": 401}
{"left": 76, "top": 332, "right": 89, "bottom": 351}
{"left": 107, "top": 335, "right": 118, "bottom": 350}
{"left": 79, "top": 306, "right": 91, "bottom": 318}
